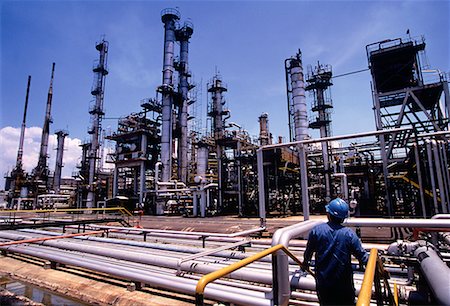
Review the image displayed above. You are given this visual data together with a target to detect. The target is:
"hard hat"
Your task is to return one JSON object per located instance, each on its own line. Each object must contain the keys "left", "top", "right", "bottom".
{"left": 325, "top": 198, "right": 349, "bottom": 219}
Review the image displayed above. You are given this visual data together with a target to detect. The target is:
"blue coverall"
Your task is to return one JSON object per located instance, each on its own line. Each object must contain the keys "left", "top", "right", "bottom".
{"left": 304, "top": 221, "right": 369, "bottom": 305}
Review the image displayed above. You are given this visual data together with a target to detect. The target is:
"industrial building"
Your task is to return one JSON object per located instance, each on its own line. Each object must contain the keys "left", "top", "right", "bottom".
{"left": 1, "top": 7, "right": 450, "bottom": 306}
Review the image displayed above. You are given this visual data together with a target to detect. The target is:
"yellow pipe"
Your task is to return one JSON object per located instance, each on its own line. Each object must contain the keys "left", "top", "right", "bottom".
{"left": 356, "top": 248, "right": 378, "bottom": 306}
{"left": 196, "top": 244, "right": 283, "bottom": 296}
{"left": 195, "top": 244, "right": 312, "bottom": 304}
{"left": 393, "top": 283, "right": 398, "bottom": 306}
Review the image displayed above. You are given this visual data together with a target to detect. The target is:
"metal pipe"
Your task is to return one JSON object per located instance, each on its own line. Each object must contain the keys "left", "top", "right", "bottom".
{"left": 344, "top": 218, "right": 450, "bottom": 228}
{"left": 426, "top": 140, "right": 440, "bottom": 213}
{"left": 257, "top": 149, "right": 266, "bottom": 227}
{"left": 333, "top": 173, "right": 348, "bottom": 201}
{"left": 356, "top": 249, "right": 378, "bottom": 306}
{"left": 432, "top": 140, "right": 448, "bottom": 213}
{"left": 439, "top": 141, "right": 450, "bottom": 213}
{"left": 413, "top": 142, "right": 427, "bottom": 217}
{"left": 2, "top": 243, "right": 270, "bottom": 306}
{"left": 271, "top": 220, "right": 322, "bottom": 306}
{"left": 414, "top": 246, "right": 450, "bottom": 305}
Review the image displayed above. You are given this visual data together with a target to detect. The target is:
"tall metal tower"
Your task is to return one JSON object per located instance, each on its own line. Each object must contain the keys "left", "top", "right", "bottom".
{"left": 15, "top": 76, "right": 31, "bottom": 175}
{"left": 285, "top": 50, "right": 310, "bottom": 219}
{"left": 33, "top": 63, "right": 55, "bottom": 183}
{"left": 53, "top": 130, "right": 68, "bottom": 193}
{"left": 86, "top": 39, "right": 108, "bottom": 209}
{"left": 207, "top": 75, "right": 228, "bottom": 211}
{"left": 175, "top": 20, "right": 194, "bottom": 184}
{"left": 7, "top": 76, "right": 31, "bottom": 198}
{"left": 258, "top": 113, "right": 271, "bottom": 146}
{"left": 306, "top": 62, "right": 333, "bottom": 201}
{"left": 367, "top": 35, "right": 450, "bottom": 215}
{"left": 159, "top": 8, "right": 180, "bottom": 183}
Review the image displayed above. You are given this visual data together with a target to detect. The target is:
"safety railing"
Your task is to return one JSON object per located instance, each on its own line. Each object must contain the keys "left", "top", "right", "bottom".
{"left": 0, "top": 207, "right": 133, "bottom": 227}
{"left": 357, "top": 248, "right": 398, "bottom": 306}
{"left": 195, "top": 243, "right": 312, "bottom": 306}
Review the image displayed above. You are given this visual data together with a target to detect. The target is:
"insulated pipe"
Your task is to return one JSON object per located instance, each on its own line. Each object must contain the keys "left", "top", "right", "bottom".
{"left": 2, "top": 243, "right": 271, "bottom": 306}
{"left": 271, "top": 220, "right": 323, "bottom": 306}
{"left": 432, "top": 140, "right": 448, "bottom": 213}
{"left": 154, "top": 161, "right": 162, "bottom": 191}
{"left": 426, "top": 140, "right": 440, "bottom": 213}
{"left": 333, "top": 173, "right": 348, "bottom": 201}
{"left": 413, "top": 142, "right": 427, "bottom": 217}
{"left": 1, "top": 233, "right": 319, "bottom": 295}
{"left": 414, "top": 246, "right": 450, "bottom": 305}
{"left": 0, "top": 232, "right": 270, "bottom": 283}
{"left": 439, "top": 141, "right": 450, "bottom": 212}
{"left": 53, "top": 130, "right": 68, "bottom": 193}
{"left": 160, "top": 9, "right": 179, "bottom": 182}
{"left": 344, "top": 218, "right": 450, "bottom": 228}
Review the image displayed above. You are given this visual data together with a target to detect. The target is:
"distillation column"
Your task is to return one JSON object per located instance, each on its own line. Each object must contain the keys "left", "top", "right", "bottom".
{"left": 34, "top": 63, "right": 55, "bottom": 183}
{"left": 176, "top": 21, "right": 194, "bottom": 184}
{"left": 258, "top": 113, "right": 271, "bottom": 146}
{"left": 159, "top": 9, "right": 180, "bottom": 183}
{"left": 208, "top": 77, "right": 227, "bottom": 212}
{"left": 53, "top": 130, "right": 68, "bottom": 194}
{"left": 305, "top": 63, "right": 333, "bottom": 201}
{"left": 287, "top": 51, "right": 310, "bottom": 219}
{"left": 86, "top": 39, "right": 108, "bottom": 209}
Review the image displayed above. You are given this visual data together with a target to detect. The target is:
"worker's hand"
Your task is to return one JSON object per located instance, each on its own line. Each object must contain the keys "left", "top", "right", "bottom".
{"left": 302, "top": 262, "right": 309, "bottom": 272}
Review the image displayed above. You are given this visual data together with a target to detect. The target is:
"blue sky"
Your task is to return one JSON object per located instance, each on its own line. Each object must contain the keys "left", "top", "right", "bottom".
{"left": 0, "top": 0, "right": 449, "bottom": 186}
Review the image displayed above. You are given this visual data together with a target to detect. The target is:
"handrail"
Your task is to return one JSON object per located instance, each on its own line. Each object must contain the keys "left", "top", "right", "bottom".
{"left": 357, "top": 248, "right": 398, "bottom": 306}
{"left": 1, "top": 207, "right": 133, "bottom": 217}
{"left": 195, "top": 244, "right": 312, "bottom": 306}
{"left": 0, "top": 230, "right": 110, "bottom": 247}
{"left": 357, "top": 249, "right": 378, "bottom": 306}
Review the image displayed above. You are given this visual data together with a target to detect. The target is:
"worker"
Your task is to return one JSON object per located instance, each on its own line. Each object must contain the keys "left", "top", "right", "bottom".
{"left": 303, "top": 198, "right": 369, "bottom": 305}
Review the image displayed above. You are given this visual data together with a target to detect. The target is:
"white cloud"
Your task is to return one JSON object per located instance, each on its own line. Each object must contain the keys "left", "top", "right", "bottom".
{"left": 0, "top": 126, "right": 82, "bottom": 189}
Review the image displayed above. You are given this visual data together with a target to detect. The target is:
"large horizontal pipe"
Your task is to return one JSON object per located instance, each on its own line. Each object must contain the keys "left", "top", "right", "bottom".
{"left": 0, "top": 231, "right": 314, "bottom": 290}
{"left": 344, "top": 218, "right": 450, "bottom": 228}
{"left": 2, "top": 243, "right": 271, "bottom": 306}
{"left": 414, "top": 246, "right": 450, "bottom": 305}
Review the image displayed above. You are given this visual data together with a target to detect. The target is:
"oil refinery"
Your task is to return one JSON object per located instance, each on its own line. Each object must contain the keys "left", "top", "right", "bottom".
{"left": 1, "top": 5, "right": 450, "bottom": 306}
